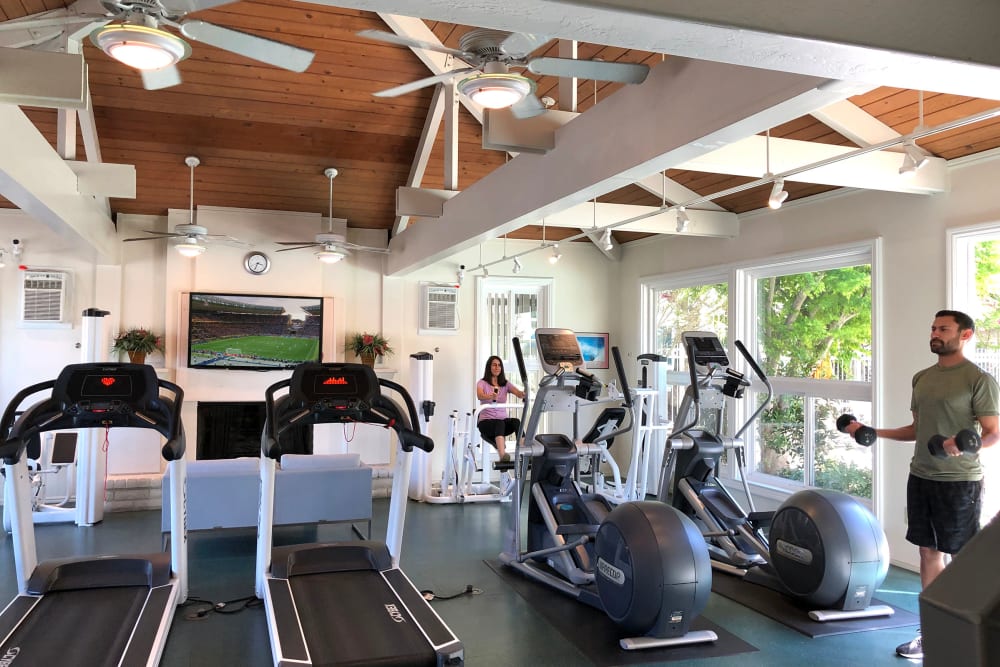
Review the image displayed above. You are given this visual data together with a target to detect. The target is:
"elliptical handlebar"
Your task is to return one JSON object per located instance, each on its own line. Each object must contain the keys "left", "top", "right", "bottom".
{"left": 731, "top": 340, "right": 773, "bottom": 440}
{"left": 611, "top": 347, "right": 633, "bottom": 409}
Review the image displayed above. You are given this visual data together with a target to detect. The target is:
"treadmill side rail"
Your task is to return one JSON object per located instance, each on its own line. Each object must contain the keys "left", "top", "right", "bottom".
{"left": 120, "top": 582, "right": 179, "bottom": 667}
{"left": 266, "top": 578, "right": 311, "bottom": 665}
{"left": 382, "top": 567, "right": 464, "bottom": 665}
{"left": 0, "top": 594, "right": 41, "bottom": 647}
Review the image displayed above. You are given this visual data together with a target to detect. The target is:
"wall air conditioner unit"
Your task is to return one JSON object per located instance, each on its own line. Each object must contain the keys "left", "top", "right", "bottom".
{"left": 420, "top": 284, "right": 459, "bottom": 334}
{"left": 20, "top": 270, "right": 72, "bottom": 328}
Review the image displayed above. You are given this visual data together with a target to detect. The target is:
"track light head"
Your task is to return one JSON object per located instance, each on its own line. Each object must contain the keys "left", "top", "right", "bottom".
{"left": 675, "top": 207, "right": 691, "bottom": 233}
{"left": 899, "top": 141, "right": 929, "bottom": 176}
{"left": 482, "top": 265, "right": 489, "bottom": 277}
{"left": 768, "top": 179, "right": 788, "bottom": 209}
{"left": 600, "top": 228, "right": 613, "bottom": 251}
{"left": 548, "top": 243, "right": 561, "bottom": 264}
{"left": 512, "top": 256, "right": 523, "bottom": 274}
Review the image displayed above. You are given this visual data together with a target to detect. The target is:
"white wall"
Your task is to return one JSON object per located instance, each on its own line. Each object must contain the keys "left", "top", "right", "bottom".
{"left": 4, "top": 154, "right": 1000, "bottom": 572}
{"left": 614, "top": 155, "right": 1000, "bottom": 570}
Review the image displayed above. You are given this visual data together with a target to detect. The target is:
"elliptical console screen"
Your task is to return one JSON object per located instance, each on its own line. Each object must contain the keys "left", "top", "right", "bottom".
{"left": 683, "top": 333, "right": 730, "bottom": 368}
{"left": 536, "top": 329, "right": 584, "bottom": 374}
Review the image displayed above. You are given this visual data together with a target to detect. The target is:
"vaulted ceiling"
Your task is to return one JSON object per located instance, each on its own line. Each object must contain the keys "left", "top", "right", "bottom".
{"left": 2, "top": 0, "right": 1000, "bottom": 273}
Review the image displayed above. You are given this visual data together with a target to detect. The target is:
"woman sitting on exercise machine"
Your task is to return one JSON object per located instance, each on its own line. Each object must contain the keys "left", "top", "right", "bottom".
{"left": 475, "top": 355, "right": 525, "bottom": 461}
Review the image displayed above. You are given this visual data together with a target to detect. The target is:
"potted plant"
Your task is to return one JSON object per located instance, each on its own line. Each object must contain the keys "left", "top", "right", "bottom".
{"left": 346, "top": 332, "right": 393, "bottom": 367}
{"left": 112, "top": 327, "right": 163, "bottom": 365}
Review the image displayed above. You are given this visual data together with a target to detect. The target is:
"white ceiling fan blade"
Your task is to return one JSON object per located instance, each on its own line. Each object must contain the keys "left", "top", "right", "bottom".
{"left": 499, "top": 32, "right": 551, "bottom": 58}
{"left": 511, "top": 93, "right": 546, "bottom": 119}
{"left": 372, "top": 68, "right": 477, "bottom": 98}
{"left": 180, "top": 19, "right": 314, "bottom": 72}
{"left": 159, "top": 0, "right": 239, "bottom": 14}
{"left": 275, "top": 243, "right": 321, "bottom": 252}
{"left": 202, "top": 234, "right": 251, "bottom": 247}
{"left": 122, "top": 231, "right": 183, "bottom": 241}
{"left": 527, "top": 57, "right": 650, "bottom": 84}
{"left": 356, "top": 29, "right": 474, "bottom": 60}
{"left": 141, "top": 65, "right": 182, "bottom": 90}
{"left": 340, "top": 242, "right": 390, "bottom": 255}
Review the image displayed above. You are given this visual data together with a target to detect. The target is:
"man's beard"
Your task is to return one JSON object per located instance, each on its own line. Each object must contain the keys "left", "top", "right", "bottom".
{"left": 930, "top": 339, "right": 957, "bottom": 355}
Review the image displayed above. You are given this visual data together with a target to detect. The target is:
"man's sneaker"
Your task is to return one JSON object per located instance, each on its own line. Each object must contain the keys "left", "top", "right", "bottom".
{"left": 895, "top": 631, "right": 922, "bottom": 659}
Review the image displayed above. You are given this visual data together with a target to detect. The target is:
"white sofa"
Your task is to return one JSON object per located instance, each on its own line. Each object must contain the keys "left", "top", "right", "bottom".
{"left": 161, "top": 454, "right": 372, "bottom": 535}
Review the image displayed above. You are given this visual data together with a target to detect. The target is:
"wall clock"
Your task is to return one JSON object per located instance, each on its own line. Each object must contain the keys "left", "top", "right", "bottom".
{"left": 243, "top": 252, "right": 271, "bottom": 276}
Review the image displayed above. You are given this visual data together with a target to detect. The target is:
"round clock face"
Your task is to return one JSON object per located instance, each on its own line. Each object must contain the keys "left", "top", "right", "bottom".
{"left": 243, "top": 252, "right": 271, "bottom": 275}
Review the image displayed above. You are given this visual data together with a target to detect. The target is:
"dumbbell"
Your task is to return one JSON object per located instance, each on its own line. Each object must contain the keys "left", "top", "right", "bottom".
{"left": 836, "top": 414, "right": 877, "bottom": 446}
{"left": 927, "top": 429, "right": 982, "bottom": 458}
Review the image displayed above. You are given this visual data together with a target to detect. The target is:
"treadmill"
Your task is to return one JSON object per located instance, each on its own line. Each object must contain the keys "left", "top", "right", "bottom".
{"left": 255, "top": 362, "right": 464, "bottom": 666}
{"left": 0, "top": 363, "right": 187, "bottom": 667}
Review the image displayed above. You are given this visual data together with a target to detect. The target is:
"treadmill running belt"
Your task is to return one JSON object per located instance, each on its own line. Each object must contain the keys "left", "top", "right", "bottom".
{"left": 0, "top": 586, "right": 149, "bottom": 666}
{"left": 290, "top": 570, "right": 437, "bottom": 666}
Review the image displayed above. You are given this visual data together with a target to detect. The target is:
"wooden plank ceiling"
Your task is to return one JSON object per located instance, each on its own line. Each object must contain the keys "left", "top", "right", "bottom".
{"left": 3, "top": 0, "right": 1000, "bottom": 246}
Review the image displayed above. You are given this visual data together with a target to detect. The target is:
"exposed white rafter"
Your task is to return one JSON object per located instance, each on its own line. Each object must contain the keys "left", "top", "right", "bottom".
{"left": 387, "top": 58, "right": 856, "bottom": 274}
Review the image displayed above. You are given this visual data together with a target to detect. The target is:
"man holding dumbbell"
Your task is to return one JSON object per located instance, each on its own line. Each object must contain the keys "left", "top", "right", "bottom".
{"left": 843, "top": 310, "right": 999, "bottom": 660}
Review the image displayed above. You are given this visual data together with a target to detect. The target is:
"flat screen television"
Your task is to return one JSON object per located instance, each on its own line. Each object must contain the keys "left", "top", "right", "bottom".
{"left": 187, "top": 292, "right": 323, "bottom": 370}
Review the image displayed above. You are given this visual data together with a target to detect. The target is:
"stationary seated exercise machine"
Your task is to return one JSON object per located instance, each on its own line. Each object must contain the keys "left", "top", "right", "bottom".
{"left": 256, "top": 362, "right": 463, "bottom": 666}
{"left": 658, "top": 331, "right": 892, "bottom": 621}
{"left": 0, "top": 362, "right": 187, "bottom": 665}
{"left": 500, "top": 329, "right": 716, "bottom": 651}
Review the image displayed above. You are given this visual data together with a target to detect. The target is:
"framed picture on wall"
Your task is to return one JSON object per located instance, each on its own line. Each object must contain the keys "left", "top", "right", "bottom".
{"left": 576, "top": 332, "right": 610, "bottom": 369}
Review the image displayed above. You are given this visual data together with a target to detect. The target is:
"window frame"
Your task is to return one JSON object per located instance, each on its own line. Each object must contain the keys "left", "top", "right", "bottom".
{"left": 640, "top": 239, "right": 882, "bottom": 510}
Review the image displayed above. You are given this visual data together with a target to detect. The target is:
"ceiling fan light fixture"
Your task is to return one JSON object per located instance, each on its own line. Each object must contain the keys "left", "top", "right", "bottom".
{"left": 92, "top": 23, "right": 191, "bottom": 71}
{"left": 458, "top": 73, "right": 534, "bottom": 109}
{"left": 175, "top": 239, "right": 206, "bottom": 257}
{"left": 316, "top": 247, "right": 346, "bottom": 264}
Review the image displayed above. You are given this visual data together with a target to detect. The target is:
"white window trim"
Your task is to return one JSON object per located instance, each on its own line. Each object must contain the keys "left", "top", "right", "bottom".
{"left": 639, "top": 239, "right": 883, "bottom": 513}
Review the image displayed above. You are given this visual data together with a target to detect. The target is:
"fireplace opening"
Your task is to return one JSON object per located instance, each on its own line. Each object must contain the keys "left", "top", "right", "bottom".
{"left": 197, "top": 401, "right": 312, "bottom": 460}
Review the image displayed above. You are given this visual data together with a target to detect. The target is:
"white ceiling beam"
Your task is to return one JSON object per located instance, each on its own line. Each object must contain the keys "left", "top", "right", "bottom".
{"left": 0, "top": 47, "right": 86, "bottom": 108}
{"left": 545, "top": 201, "right": 737, "bottom": 237}
{"left": 324, "top": 0, "right": 1000, "bottom": 98}
{"left": 393, "top": 84, "right": 446, "bottom": 235}
{"left": 0, "top": 105, "right": 121, "bottom": 263}
{"left": 679, "top": 135, "right": 947, "bottom": 194}
{"left": 67, "top": 161, "right": 136, "bottom": 198}
{"left": 632, "top": 173, "right": 726, "bottom": 212}
{"left": 387, "top": 58, "right": 854, "bottom": 274}
{"left": 810, "top": 99, "right": 904, "bottom": 149}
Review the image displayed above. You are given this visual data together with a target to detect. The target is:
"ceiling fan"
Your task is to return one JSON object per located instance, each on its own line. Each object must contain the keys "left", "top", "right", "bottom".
{"left": 274, "top": 168, "right": 391, "bottom": 264}
{"left": 358, "top": 28, "right": 650, "bottom": 118}
{"left": 10, "top": 0, "right": 314, "bottom": 90}
{"left": 122, "top": 156, "right": 249, "bottom": 256}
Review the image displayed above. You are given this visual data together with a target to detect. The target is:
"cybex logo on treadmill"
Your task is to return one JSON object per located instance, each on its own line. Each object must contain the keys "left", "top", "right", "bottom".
{"left": 0, "top": 648, "right": 20, "bottom": 666}
{"left": 597, "top": 557, "right": 625, "bottom": 586}
{"left": 384, "top": 603, "right": 406, "bottom": 623}
{"left": 775, "top": 539, "right": 813, "bottom": 565}
{"left": 323, "top": 376, "right": 348, "bottom": 385}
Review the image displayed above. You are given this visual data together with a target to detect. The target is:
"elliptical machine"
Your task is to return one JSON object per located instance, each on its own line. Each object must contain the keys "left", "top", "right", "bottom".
{"left": 500, "top": 329, "right": 716, "bottom": 650}
{"left": 658, "top": 331, "right": 891, "bottom": 621}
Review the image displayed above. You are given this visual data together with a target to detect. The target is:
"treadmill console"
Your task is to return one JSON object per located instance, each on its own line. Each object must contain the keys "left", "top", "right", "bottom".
{"left": 284, "top": 362, "right": 381, "bottom": 421}
{"left": 536, "top": 328, "right": 585, "bottom": 375}
{"left": 682, "top": 332, "right": 730, "bottom": 369}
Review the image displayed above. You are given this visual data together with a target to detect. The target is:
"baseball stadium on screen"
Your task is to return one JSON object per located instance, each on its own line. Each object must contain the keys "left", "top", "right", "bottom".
{"left": 187, "top": 293, "right": 323, "bottom": 370}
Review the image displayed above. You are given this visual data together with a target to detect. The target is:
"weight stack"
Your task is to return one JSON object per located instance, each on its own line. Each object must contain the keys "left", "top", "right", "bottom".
{"left": 919, "top": 512, "right": 1000, "bottom": 666}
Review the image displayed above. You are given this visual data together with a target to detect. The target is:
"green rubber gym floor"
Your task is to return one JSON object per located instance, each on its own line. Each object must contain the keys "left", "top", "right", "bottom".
{"left": 0, "top": 499, "right": 924, "bottom": 666}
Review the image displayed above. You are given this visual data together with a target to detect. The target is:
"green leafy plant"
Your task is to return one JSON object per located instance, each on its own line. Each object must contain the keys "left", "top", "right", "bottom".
{"left": 111, "top": 327, "right": 163, "bottom": 354}
{"left": 346, "top": 332, "right": 393, "bottom": 358}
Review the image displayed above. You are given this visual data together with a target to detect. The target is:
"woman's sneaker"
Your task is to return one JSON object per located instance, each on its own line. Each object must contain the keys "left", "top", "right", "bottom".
{"left": 895, "top": 631, "right": 922, "bottom": 659}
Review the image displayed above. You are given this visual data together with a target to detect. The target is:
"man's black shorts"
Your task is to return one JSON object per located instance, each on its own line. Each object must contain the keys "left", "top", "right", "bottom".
{"left": 905, "top": 474, "right": 983, "bottom": 554}
{"left": 477, "top": 418, "right": 520, "bottom": 443}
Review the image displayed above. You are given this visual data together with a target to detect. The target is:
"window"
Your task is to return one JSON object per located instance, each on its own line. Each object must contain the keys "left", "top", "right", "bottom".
{"left": 476, "top": 277, "right": 552, "bottom": 389}
{"left": 641, "top": 242, "right": 878, "bottom": 503}
{"left": 747, "top": 258, "right": 875, "bottom": 499}
{"left": 950, "top": 225, "right": 1000, "bottom": 524}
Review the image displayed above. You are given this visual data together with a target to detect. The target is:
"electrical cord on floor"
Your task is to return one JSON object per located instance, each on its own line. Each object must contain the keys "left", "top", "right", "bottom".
{"left": 420, "top": 585, "right": 482, "bottom": 601}
{"left": 182, "top": 594, "right": 264, "bottom": 620}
